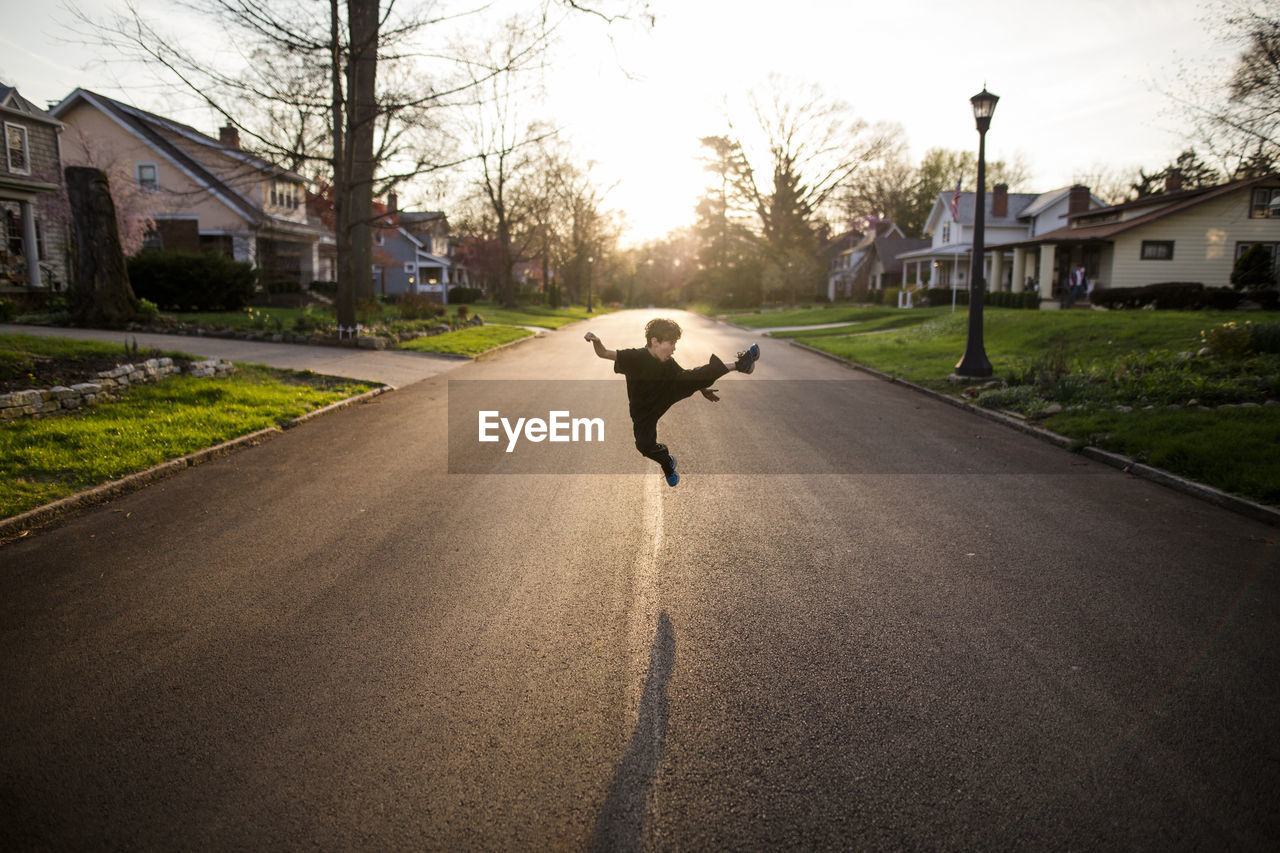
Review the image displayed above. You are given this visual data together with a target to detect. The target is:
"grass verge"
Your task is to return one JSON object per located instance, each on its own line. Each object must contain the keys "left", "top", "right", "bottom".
{"left": 1, "top": 365, "right": 375, "bottom": 519}
{"left": 397, "top": 325, "right": 534, "bottom": 356}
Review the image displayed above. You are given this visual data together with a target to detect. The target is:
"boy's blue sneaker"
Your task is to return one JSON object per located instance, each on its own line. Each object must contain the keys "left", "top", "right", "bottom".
{"left": 663, "top": 455, "right": 679, "bottom": 487}
{"left": 735, "top": 343, "right": 761, "bottom": 374}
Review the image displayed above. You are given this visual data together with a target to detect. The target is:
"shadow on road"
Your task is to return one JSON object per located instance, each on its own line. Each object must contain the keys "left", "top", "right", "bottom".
{"left": 592, "top": 611, "right": 675, "bottom": 852}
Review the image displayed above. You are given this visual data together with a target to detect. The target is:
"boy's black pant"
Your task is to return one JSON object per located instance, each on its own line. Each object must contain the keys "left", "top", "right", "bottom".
{"left": 632, "top": 356, "right": 730, "bottom": 470}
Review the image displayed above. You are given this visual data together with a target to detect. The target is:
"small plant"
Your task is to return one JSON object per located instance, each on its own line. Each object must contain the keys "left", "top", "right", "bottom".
{"left": 1201, "top": 321, "right": 1253, "bottom": 360}
{"left": 292, "top": 304, "right": 329, "bottom": 334}
{"left": 242, "top": 306, "right": 283, "bottom": 332}
{"left": 455, "top": 304, "right": 470, "bottom": 322}
{"left": 137, "top": 298, "right": 160, "bottom": 321}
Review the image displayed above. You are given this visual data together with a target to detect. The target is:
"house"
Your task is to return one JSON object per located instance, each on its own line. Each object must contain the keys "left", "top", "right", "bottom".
{"left": 0, "top": 85, "right": 67, "bottom": 293}
{"left": 51, "top": 89, "right": 323, "bottom": 288}
{"left": 1011, "top": 173, "right": 1280, "bottom": 300}
{"left": 896, "top": 184, "right": 1108, "bottom": 299}
{"left": 827, "top": 222, "right": 930, "bottom": 300}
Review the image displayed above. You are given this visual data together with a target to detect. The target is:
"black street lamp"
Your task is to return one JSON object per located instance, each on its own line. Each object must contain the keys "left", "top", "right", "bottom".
{"left": 586, "top": 255, "right": 594, "bottom": 313}
{"left": 955, "top": 87, "right": 999, "bottom": 378}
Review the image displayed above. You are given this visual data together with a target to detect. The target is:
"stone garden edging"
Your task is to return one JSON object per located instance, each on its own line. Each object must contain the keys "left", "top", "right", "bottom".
{"left": 0, "top": 356, "right": 235, "bottom": 421}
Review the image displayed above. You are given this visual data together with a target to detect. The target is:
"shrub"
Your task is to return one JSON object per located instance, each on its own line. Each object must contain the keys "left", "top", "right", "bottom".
{"left": 309, "top": 280, "right": 338, "bottom": 295}
{"left": 1091, "top": 282, "right": 1212, "bottom": 310}
{"left": 137, "top": 298, "right": 160, "bottom": 320}
{"left": 128, "top": 250, "right": 257, "bottom": 311}
{"left": 914, "top": 287, "right": 970, "bottom": 308}
{"left": 1231, "top": 244, "right": 1278, "bottom": 292}
{"left": 0, "top": 298, "right": 10, "bottom": 322}
{"left": 448, "top": 286, "right": 483, "bottom": 303}
{"left": 265, "top": 279, "right": 302, "bottom": 294}
{"left": 985, "top": 290, "right": 1041, "bottom": 309}
{"left": 1248, "top": 321, "right": 1280, "bottom": 354}
{"left": 397, "top": 292, "right": 444, "bottom": 321}
{"left": 881, "top": 286, "right": 902, "bottom": 307}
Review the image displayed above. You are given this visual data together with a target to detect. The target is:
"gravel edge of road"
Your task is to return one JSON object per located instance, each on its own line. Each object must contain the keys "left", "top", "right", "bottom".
{"left": 724, "top": 324, "right": 1279, "bottom": 528}
{"left": 0, "top": 385, "right": 393, "bottom": 545}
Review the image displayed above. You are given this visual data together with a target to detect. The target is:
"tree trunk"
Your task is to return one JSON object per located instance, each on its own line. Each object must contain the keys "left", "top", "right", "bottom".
{"left": 346, "top": 0, "right": 379, "bottom": 317}
{"left": 64, "top": 166, "right": 140, "bottom": 327}
{"left": 331, "top": 0, "right": 354, "bottom": 330}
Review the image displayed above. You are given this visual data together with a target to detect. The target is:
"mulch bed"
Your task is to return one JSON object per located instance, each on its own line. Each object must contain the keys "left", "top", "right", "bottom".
{"left": 0, "top": 352, "right": 162, "bottom": 395}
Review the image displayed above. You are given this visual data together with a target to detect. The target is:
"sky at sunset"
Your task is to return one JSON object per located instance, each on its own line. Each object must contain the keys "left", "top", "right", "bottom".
{"left": 0, "top": 0, "right": 1241, "bottom": 244}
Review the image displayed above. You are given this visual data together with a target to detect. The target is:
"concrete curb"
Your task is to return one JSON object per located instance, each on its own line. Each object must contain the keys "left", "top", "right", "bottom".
{"left": 0, "top": 384, "right": 392, "bottom": 544}
{"left": 786, "top": 339, "right": 1280, "bottom": 528}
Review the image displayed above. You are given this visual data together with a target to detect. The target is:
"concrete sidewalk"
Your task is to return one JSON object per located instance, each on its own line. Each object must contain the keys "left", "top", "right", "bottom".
{"left": 2, "top": 324, "right": 471, "bottom": 389}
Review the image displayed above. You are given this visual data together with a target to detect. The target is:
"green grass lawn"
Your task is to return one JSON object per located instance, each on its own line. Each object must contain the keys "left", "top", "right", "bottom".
{"left": 397, "top": 325, "right": 534, "bottom": 356}
{"left": 1, "top": 365, "right": 375, "bottom": 519}
{"left": 468, "top": 303, "right": 607, "bottom": 329}
{"left": 723, "top": 305, "right": 924, "bottom": 328}
{"left": 783, "top": 307, "right": 1280, "bottom": 506}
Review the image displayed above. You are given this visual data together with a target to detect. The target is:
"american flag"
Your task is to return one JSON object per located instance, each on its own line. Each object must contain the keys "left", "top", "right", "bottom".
{"left": 950, "top": 178, "right": 962, "bottom": 221}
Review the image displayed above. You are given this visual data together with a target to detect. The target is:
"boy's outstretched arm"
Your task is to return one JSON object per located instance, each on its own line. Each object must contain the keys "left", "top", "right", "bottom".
{"left": 584, "top": 331, "right": 616, "bottom": 361}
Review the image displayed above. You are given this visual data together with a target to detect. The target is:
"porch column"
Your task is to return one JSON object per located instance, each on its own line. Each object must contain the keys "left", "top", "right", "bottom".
{"left": 1012, "top": 248, "right": 1027, "bottom": 292}
{"left": 989, "top": 249, "right": 1005, "bottom": 292}
{"left": 20, "top": 201, "right": 42, "bottom": 289}
{"left": 1038, "top": 244, "right": 1057, "bottom": 306}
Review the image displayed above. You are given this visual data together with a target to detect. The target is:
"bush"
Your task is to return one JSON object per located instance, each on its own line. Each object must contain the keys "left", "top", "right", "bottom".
{"left": 265, "top": 279, "right": 302, "bottom": 294}
{"left": 1231, "top": 244, "right": 1278, "bottom": 292}
{"left": 397, "top": 292, "right": 444, "bottom": 321}
{"left": 448, "top": 286, "right": 483, "bottom": 303}
{"left": 128, "top": 250, "right": 257, "bottom": 311}
{"left": 1087, "top": 281, "right": 1248, "bottom": 311}
{"left": 985, "top": 290, "right": 1041, "bottom": 309}
{"left": 1251, "top": 321, "right": 1280, "bottom": 354}
{"left": 309, "top": 280, "right": 338, "bottom": 295}
{"left": 0, "top": 298, "right": 10, "bottom": 322}
{"left": 914, "top": 287, "right": 970, "bottom": 308}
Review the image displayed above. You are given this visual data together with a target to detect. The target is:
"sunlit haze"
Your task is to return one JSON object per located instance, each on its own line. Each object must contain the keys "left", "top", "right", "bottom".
{"left": 0, "top": 0, "right": 1236, "bottom": 245}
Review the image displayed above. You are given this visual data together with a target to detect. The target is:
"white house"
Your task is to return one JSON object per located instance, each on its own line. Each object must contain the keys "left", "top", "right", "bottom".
{"left": 896, "top": 184, "right": 1108, "bottom": 299}
{"left": 1011, "top": 174, "right": 1280, "bottom": 298}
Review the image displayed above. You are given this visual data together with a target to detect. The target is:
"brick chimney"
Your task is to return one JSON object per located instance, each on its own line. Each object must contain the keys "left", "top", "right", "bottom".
{"left": 387, "top": 191, "right": 398, "bottom": 213}
{"left": 991, "top": 183, "right": 1008, "bottom": 218}
{"left": 1068, "top": 184, "right": 1091, "bottom": 215}
{"left": 1164, "top": 170, "right": 1183, "bottom": 193}
{"left": 219, "top": 124, "right": 240, "bottom": 149}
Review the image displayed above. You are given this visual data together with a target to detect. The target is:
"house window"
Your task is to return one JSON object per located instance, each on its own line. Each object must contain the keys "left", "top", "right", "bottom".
{"left": 374, "top": 231, "right": 384, "bottom": 246}
{"left": 404, "top": 262, "right": 415, "bottom": 274}
{"left": 141, "top": 226, "right": 163, "bottom": 251}
{"left": 5, "top": 123, "right": 30, "bottom": 174}
{"left": 137, "top": 163, "right": 158, "bottom": 191}
{"left": 942, "top": 222, "right": 951, "bottom": 243}
{"left": 4, "top": 210, "right": 20, "bottom": 255}
{"left": 270, "top": 180, "right": 299, "bottom": 210}
{"left": 1141, "top": 240, "right": 1174, "bottom": 260}
{"left": 1250, "top": 188, "right": 1280, "bottom": 218}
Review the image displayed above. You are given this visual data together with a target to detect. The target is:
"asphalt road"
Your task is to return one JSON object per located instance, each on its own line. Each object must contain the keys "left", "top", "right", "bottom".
{"left": 2, "top": 310, "right": 1277, "bottom": 850}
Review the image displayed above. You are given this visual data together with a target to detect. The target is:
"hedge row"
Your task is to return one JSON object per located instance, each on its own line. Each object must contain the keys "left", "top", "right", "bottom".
{"left": 1090, "top": 282, "right": 1279, "bottom": 311}
{"left": 127, "top": 251, "right": 257, "bottom": 311}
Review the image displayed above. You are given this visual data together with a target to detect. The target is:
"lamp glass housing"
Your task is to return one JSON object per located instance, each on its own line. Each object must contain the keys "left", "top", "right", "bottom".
{"left": 971, "top": 89, "right": 999, "bottom": 121}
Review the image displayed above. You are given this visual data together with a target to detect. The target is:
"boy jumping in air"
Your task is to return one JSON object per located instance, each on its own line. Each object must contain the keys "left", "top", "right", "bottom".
{"left": 585, "top": 318, "right": 760, "bottom": 487}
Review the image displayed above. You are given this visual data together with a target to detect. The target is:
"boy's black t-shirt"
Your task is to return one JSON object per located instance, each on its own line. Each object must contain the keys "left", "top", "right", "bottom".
{"left": 615, "top": 347, "right": 681, "bottom": 422}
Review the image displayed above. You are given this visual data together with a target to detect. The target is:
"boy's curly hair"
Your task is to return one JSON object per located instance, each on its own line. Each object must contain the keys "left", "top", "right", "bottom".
{"left": 644, "top": 318, "right": 682, "bottom": 344}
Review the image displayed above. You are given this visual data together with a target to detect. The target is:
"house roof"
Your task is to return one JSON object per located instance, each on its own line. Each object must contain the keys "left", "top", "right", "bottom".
{"left": 932, "top": 190, "right": 1042, "bottom": 230}
{"left": 875, "top": 237, "right": 931, "bottom": 273}
{"left": 1014, "top": 174, "right": 1279, "bottom": 245}
{"left": 0, "top": 86, "right": 62, "bottom": 127}
{"left": 50, "top": 88, "right": 310, "bottom": 232}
